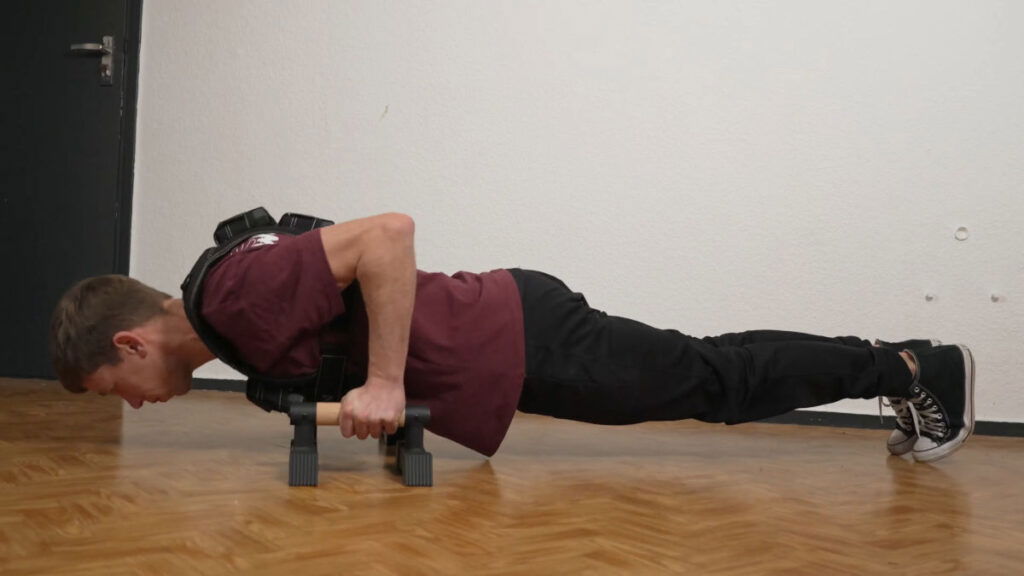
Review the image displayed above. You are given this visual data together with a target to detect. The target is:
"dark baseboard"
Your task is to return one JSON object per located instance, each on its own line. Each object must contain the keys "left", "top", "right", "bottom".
{"left": 192, "top": 379, "right": 1024, "bottom": 438}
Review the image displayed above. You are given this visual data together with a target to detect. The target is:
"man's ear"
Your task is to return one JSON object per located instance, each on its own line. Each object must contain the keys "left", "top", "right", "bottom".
{"left": 112, "top": 331, "right": 148, "bottom": 358}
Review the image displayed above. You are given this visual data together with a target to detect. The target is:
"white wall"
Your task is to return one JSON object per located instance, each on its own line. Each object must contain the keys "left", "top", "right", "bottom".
{"left": 132, "top": 1, "right": 1024, "bottom": 422}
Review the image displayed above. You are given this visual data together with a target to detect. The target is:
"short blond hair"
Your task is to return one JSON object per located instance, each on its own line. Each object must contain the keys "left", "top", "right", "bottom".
{"left": 50, "top": 275, "right": 172, "bottom": 393}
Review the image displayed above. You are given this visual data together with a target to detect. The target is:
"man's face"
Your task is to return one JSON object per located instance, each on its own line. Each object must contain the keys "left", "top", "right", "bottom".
{"left": 83, "top": 332, "right": 192, "bottom": 408}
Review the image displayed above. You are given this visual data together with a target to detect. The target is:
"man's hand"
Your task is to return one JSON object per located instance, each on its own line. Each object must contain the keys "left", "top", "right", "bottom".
{"left": 338, "top": 377, "right": 406, "bottom": 440}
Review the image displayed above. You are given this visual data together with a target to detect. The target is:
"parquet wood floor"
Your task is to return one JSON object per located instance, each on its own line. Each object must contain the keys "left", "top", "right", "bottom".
{"left": 2, "top": 379, "right": 1022, "bottom": 575}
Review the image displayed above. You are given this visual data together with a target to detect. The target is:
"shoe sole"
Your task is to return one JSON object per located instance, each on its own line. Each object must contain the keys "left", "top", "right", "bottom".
{"left": 912, "top": 344, "right": 975, "bottom": 463}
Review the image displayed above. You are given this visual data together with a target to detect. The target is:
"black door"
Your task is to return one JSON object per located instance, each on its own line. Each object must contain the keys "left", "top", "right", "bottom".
{"left": 0, "top": 0, "right": 142, "bottom": 378}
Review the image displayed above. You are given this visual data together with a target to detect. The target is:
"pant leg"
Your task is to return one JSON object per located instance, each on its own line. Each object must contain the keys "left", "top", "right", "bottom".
{"left": 507, "top": 268, "right": 914, "bottom": 426}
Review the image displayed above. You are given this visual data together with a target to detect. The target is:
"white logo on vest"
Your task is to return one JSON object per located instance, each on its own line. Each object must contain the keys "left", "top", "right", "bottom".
{"left": 250, "top": 233, "right": 280, "bottom": 247}
{"left": 231, "top": 233, "right": 280, "bottom": 255}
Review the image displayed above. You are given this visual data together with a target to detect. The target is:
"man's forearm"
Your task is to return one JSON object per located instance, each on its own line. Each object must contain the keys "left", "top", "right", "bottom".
{"left": 354, "top": 218, "right": 416, "bottom": 386}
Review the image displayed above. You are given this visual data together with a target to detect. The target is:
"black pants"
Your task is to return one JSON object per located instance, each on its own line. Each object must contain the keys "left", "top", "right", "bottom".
{"left": 507, "top": 268, "right": 914, "bottom": 426}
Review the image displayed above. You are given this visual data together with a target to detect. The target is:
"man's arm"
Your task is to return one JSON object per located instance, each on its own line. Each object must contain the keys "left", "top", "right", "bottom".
{"left": 318, "top": 212, "right": 416, "bottom": 439}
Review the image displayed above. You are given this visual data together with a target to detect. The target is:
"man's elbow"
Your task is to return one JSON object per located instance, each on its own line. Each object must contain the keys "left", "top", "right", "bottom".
{"left": 382, "top": 213, "right": 415, "bottom": 238}
{"left": 362, "top": 213, "right": 414, "bottom": 260}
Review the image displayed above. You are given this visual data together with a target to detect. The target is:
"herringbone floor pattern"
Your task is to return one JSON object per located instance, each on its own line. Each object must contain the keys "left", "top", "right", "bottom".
{"left": 1, "top": 378, "right": 1022, "bottom": 575}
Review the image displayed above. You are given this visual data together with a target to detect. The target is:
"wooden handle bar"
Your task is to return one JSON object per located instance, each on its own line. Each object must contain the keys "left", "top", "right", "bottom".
{"left": 315, "top": 402, "right": 406, "bottom": 427}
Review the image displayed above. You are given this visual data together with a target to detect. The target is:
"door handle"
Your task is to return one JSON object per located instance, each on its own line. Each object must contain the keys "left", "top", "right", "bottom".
{"left": 70, "top": 43, "right": 109, "bottom": 53}
{"left": 70, "top": 35, "right": 114, "bottom": 86}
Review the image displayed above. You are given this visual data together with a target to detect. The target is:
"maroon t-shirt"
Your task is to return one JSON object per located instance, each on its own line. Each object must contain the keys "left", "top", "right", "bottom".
{"left": 199, "top": 229, "right": 526, "bottom": 456}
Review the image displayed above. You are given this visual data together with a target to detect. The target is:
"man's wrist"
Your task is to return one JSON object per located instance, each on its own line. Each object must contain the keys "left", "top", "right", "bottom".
{"left": 366, "top": 375, "right": 404, "bottom": 391}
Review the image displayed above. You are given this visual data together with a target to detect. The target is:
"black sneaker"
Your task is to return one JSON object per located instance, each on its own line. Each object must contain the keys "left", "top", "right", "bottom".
{"left": 874, "top": 339, "right": 941, "bottom": 455}
{"left": 904, "top": 344, "right": 976, "bottom": 462}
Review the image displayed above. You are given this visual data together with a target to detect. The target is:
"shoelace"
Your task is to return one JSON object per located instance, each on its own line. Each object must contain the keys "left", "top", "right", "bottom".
{"left": 878, "top": 396, "right": 916, "bottom": 431}
{"left": 908, "top": 390, "right": 948, "bottom": 440}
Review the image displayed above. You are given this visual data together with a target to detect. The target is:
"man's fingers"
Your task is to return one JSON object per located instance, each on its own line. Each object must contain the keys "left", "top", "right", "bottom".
{"left": 370, "top": 418, "right": 392, "bottom": 439}
{"left": 355, "top": 419, "right": 394, "bottom": 440}
{"left": 355, "top": 420, "right": 369, "bottom": 440}
{"left": 338, "top": 392, "right": 402, "bottom": 441}
{"left": 340, "top": 407, "right": 354, "bottom": 438}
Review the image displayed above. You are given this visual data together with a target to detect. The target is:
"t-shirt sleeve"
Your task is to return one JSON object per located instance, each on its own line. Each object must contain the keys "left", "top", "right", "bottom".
{"left": 200, "top": 228, "right": 346, "bottom": 374}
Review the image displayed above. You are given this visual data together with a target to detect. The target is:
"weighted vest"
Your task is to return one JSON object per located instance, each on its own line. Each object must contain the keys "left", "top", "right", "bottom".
{"left": 180, "top": 207, "right": 365, "bottom": 413}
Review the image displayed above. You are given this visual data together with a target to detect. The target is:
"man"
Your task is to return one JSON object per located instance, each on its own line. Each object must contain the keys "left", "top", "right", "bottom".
{"left": 50, "top": 212, "right": 975, "bottom": 462}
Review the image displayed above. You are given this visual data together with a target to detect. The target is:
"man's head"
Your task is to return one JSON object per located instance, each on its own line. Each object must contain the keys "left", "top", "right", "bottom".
{"left": 50, "top": 275, "right": 195, "bottom": 407}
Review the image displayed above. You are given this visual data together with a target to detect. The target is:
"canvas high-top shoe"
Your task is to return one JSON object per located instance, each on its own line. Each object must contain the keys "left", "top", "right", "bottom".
{"left": 874, "top": 339, "right": 941, "bottom": 455}
{"left": 904, "top": 344, "right": 976, "bottom": 462}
